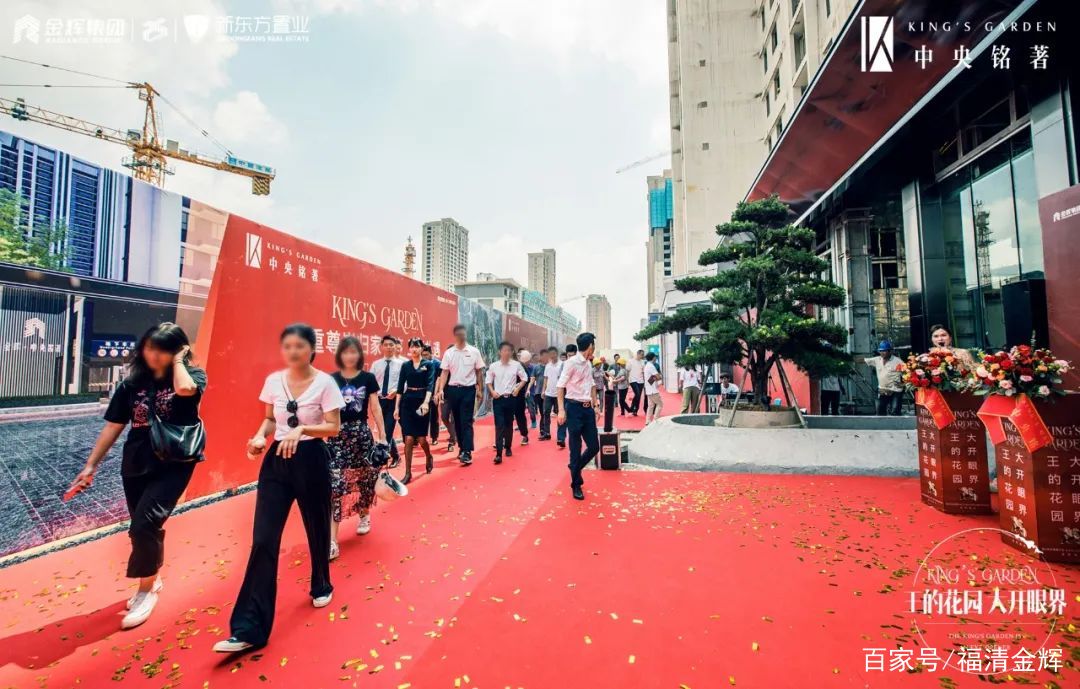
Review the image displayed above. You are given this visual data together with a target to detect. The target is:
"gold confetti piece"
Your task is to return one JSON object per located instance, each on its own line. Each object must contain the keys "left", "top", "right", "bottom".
{"left": 454, "top": 679, "right": 462, "bottom": 688}
{"left": 761, "top": 616, "right": 773, "bottom": 623}
{"left": 751, "top": 642, "right": 759, "bottom": 652}
{"left": 628, "top": 655, "right": 635, "bottom": 664}
{"left": 343, "top": 658, "right": 363, "bottom": 668}
{"left": 632, "top": 619, "right": 643, "bottom": 625}
{"left": 370, "top": 649, "right": 380, "bottom": 658}
{"left": 464, "top": 675, "right": 471, "bottom": 683}
{"left": 513, "top": 588, "right": 520, "bottom": 595}
{"left": 832, "top": 667, "right": 840, "bottom": 674}
{"left": 280, "top": 657, "right": 288, "bottom": 667}
{"left": 370, "top": 664, "right": 384, "bottom": 674}
{"left": 397, "top": 684, "right": 412, "bottom": 689}
{"left": 610, "top": 612, "right": 618, "bottom": 620}
{"left": 679, "top": 685, "right": 692, "bottom": 689}
{"left": 584, "top": 635, "right": 592, "bottom": 645}
{"left": 728, "top": 676, "right": 736, "bottom": 685}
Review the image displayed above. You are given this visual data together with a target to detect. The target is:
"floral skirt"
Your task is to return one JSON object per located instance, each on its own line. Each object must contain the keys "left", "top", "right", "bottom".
{"left": 326, "top": 419, "right": 379, "bottom": 522}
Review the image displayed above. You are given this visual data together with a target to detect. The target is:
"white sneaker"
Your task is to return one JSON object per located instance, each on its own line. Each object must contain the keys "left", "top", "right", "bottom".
{"left": 329, "top": 541, "right": 340, "bottom": 561}
{"left": 126, "top": 577, "right": 163, "bottom": 610}
{"left": 213, "top": 637, "right": 254, "bottom": 653}
{"left": 312, "top": 593, "right": 333, "bottom": 608}
{"left": 121, "top": 591, "right": 158, "bottom": 629}
{"left": 356, "top": 515, "right": 371, "bottom": 535}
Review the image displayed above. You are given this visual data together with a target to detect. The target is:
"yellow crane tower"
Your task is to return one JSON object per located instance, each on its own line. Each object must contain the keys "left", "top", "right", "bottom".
{"left": 0, "top": 56, "right": 275, "bottom": 195}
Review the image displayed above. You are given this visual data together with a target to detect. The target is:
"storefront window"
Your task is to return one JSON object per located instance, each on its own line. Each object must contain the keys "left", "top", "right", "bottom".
{"left": 926, "top": 129, "right": 1040, "bottom": 350}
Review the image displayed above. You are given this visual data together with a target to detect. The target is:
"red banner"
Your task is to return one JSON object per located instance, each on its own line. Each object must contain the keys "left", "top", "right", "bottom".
{"left": 914, "top": 388, "right": 956, "bottom": 430}
{"left": 977, "top": 393, "right": 1054, "bottom": 454}
{"left": 189, "top": 216, "right": 459, "bottom": 498}
{"left": 503, "top": 314, "right": 549, "bottom": 355}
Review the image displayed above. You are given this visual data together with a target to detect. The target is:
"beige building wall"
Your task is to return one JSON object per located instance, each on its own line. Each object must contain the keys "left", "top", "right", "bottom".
{"left": 667, "top": 0, "right": 856, "bottom": 274}
{"left": 585, "top": 294, "right": 612, "bottom": 350}
{"left": 527, "top": 249, "right": 557, "bottom": 305}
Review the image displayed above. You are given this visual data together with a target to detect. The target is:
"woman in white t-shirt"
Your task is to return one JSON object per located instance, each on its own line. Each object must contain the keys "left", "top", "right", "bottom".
{"left": 214, "top": 323, "right": 345, "bottom": 654}
{"left": 643, "top": 353, "right": 664, "bottom": 424}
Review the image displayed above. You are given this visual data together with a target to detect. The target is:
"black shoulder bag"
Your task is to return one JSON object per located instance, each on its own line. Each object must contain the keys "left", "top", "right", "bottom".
{"left": 147, "top": 380, "right": 207, "bottom": 463}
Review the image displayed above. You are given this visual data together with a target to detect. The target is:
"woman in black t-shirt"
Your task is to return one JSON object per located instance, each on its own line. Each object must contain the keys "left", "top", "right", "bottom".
{"left": 67, "top": 322, "right": 206, "bottom": 631}
{"left": 326, "top": 336, "right": 386, "bottom": 558}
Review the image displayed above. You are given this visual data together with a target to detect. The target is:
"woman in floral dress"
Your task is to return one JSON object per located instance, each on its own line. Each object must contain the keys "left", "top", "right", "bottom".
{"left": 328, "top": 336, "right": 386, "bottom": 559}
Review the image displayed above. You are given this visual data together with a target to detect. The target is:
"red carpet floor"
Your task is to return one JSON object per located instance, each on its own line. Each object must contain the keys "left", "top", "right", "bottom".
{"left": 2, "top": 392, "right": 1078, "bottom": 689}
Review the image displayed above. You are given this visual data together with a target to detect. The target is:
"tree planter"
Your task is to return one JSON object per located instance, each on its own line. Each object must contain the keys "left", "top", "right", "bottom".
{"left": 978, "top": 393, "right": 1080, "bottom": 563}
{"left": 713, "top": 406, "right": 801, "bottom": 428}
{"left": 914, "top": 389, "right": 992, "bottom": 514}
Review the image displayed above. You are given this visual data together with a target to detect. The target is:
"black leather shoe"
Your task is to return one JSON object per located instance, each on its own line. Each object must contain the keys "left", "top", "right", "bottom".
{"left": 460, "top": 453, "right": 472, "bottom": 466}
{"left": 494, "top": 455, "right": 503, "bottom": 465}
{"left": 572, "top": 487, "right": 585, "bottom": 500}
{"left": 505, "top": 448, "right": 513, "bottom": 458}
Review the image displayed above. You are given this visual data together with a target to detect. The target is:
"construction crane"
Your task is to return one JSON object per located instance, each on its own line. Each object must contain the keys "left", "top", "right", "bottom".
{"left": 615, "top": 149, "right": 674, "bottom": 174}
{"left": 0, "top": 56, "right": 275, "bottom": 195}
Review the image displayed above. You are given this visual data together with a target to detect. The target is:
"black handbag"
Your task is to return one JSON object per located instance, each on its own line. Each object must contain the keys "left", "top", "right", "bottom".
{"left": 147, "top": 382, "right": 206, "bottom": 463}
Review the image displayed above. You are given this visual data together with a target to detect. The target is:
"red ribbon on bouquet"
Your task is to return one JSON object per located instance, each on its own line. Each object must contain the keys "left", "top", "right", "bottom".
{"left": 915, "top": 388, "right": 956, "bottom": 430}
{"left": 976, "top": 393, "right": 1054, "bottom": 454}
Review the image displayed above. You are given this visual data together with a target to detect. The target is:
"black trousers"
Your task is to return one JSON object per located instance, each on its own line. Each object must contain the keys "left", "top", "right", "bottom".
{"left": 428, "top": 399, "right": 440, "bottom": 441}
{"left": 543, "top": 396, "right": 567, "bottom": 443}
{"left": 514, "top": 390, "right": 529, "bottom": 439}
{"left": 629, "top": 382, "right": 645, "bottom": 414}
{"left": 445, "top": 385, "right": 476, "bottom": 453}
{"left": 230, "top": 440, "right": 333, "bottom": 647}
{"left": 527, "top": 393, "right": 542, "bottom": 424}
{"left": 539, "top": 394, "right": 554, "bottom": 438}
{"left": 379, "top": 398, "right": 399, "bottom": 459}
{"left": 566, "top": 401, "right": 599, "bottom": 488}
{"left": 440, "top": 398, "right": 456, "bottom": 445}
{"left": 617, "top": 387, "right": 630, "bottom": 414}
{"left": 122, "top": 461, "right": 195, "bottom": 578}
{"left": 821, "top": 390, "right": 840, "bottom": 415}
{"left": 492, "top": 396, "right": 516, "bottom": 454}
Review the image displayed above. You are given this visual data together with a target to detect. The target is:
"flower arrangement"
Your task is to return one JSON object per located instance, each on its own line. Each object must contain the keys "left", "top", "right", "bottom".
{"left": 901, "top": 347, "right": 973, "bottom": 392}
{"left": 970, "top": 345, "right": 1071, "bottom": 400}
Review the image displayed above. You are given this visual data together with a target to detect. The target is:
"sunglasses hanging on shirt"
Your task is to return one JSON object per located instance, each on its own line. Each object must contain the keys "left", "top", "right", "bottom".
{"left": 282, "top": 379, "right": 301, "bottom": 428}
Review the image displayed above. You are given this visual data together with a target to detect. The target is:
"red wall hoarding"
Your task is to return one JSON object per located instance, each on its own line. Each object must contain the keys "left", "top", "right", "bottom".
{"left": 188, "top": 216, "right": 459, "bottom": 498}
{"left": 503, "top": 314, "right": 549, "bottom": 355}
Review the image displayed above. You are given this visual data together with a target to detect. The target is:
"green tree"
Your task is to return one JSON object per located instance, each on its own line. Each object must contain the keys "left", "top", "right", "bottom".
{"left": 0, "top": 189, "right": 70, "bottom": 270}
{"left": 636, "top": 196, "right": 850, "bottom": 404}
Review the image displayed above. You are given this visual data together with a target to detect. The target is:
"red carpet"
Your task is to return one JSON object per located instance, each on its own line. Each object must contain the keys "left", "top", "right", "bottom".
{"left": 2, "top": 392, "right": 1078, "bottom": 689}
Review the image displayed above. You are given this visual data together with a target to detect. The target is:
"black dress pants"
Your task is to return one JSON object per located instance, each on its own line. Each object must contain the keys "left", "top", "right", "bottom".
{"left": 229, "top": 440, "right": 333, "bottom": 647}
{"left": 514, "top": 389, "right": 529, "bottom": 440}
{"left": 492, "top": 396, "right": 516, "bottom": 454}
{"left": 629, "top": 382, "right": 645, "bottom": 414}
{"left": 379, "top": 397, "right": 399, "bottom": 459}
{"left": 122, "top": 461, "right": 195, "bottom": 578}
{"left": 566, "top": 401, "right": 599, "bottom": 488}
{"left": 445, "top": 385, "right": 476, "bottom": 453}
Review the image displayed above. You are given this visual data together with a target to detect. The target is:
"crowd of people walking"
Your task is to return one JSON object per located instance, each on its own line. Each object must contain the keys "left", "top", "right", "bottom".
{"left": 67, "top": 321, "right": 626, "bottom": 651}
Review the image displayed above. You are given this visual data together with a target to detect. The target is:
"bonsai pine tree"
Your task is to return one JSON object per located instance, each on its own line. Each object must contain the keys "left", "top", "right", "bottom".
{"left": 636, "top": 195, "right": 850, "bottom": 405}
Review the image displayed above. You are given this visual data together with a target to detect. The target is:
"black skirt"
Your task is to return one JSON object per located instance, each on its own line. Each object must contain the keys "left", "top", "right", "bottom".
{"left": 398, "top": 391, "right": 429, "bottom": 438}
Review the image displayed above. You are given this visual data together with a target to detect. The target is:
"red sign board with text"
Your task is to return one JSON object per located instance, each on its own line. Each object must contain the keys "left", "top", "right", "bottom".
{"left": 188, "top": 216, "right": 458, "bottom": 498}
{"left": 915, "top": 391, "right": 992, "bottom": 515}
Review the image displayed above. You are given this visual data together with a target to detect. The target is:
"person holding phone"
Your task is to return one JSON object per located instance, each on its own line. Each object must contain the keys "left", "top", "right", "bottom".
{"left": 67, "top": 322, "right": 205, "bottom": 631}
{"left": 394, "top": 338, "right": 437, "bottom": 484}
{"left": 213, "top": 323, "right": 344, "bottom": 654}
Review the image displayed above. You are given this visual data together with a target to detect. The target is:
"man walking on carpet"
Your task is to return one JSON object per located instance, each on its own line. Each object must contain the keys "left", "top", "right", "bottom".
{"left": 557, "top": 332, "right": 601, "bottom": 501}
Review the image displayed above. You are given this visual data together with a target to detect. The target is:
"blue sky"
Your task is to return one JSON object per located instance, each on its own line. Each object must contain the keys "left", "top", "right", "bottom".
{"left": 1, "top": 0, "right": 670, "bottom": 344}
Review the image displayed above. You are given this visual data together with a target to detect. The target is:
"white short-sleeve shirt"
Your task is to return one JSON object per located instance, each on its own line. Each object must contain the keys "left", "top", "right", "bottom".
{"left": 486, "top": 360, "right": 527, "bottom": 396}
{"left": 442, "top": 344, "right": 486, "bottom": 386}
{"left": 626, "top": 357, "right": 646, "bottom": 384}
{"left": 260, "top": 370, "right": 345, "bottom": 441}
{"left": 643, "top": 362, "right": 661, "bottom": 395}
{"left": 543, "top": 361, "right": 563, "bottom": 397}
{"left": 556, "top": 353, "right": 596, "bottom": 402}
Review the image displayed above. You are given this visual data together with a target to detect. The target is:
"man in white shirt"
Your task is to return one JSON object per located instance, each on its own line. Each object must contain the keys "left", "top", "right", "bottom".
{"left": 434, "top": 324, "right": 486, "bottom": 465}
{"left": 643, "top": 352, "right": 663, "bottom": 424}
{"left": 863, "top": 340, "right": 905, "bottom": 416}
{"left": 678, "top": 365, "right": 703, "bottom": 414}
{"left": 626, "top": 349, "right": 647, "bottom": 416}
{"left": 486, "top": 342, "right": 528, "bottom": 463}
{"left": 370, "top": 334, "right": 405, "bottom": 464}
{"left": 718, "top": 374, "right": 740, "bottom": 399}
{"left": 557, "top": 333, "right": 600, "bottom": 501}
{"left": 541, "top": 345, "right": 569, "bottom": 446}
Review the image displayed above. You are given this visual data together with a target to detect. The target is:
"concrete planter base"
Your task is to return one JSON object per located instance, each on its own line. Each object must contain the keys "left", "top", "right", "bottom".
{"left": 713, "top": 407, "right": 801, "bottom": 428}
{"left": 629, "top": 414, "right": 918, "bottom": 476}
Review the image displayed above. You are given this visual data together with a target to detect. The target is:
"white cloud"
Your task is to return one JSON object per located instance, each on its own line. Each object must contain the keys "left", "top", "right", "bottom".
{"left": 212, "top": 90, "right": 288, "bottom": 146}
{"left": 286, "top": 0, "right": 667, "bottom": 84}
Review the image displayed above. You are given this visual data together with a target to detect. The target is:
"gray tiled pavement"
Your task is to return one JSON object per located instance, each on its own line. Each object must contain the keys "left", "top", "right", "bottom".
{"left": 0, "top": 412, "right": 128, "bottom": 557}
